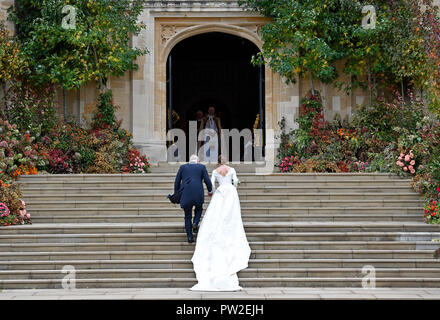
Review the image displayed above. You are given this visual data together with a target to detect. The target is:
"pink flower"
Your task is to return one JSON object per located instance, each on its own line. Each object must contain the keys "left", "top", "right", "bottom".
{"left": 400, "top": 153, "right": 404, "bottom": 158}
{"left": 404, "top": 155, "right": 411, "bottom": 162}
{"left": 403, "top": 167, "right": 408, "bottom": 172}
{"left": 410, "top": 160, "right": 415, "bottom": 166}
{"left": 410, "top": 169, "right": 415, "bottom": 174}
{"left": 408, "top": 165, "right": 413, "bottom": 171}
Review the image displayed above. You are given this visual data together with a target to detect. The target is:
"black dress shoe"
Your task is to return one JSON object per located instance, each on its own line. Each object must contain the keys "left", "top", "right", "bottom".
{"left": 187, "top": 235, "right": 194, "bottom": 243}
{"left": 192, "top": 224, "right": 199, "bottom": 234}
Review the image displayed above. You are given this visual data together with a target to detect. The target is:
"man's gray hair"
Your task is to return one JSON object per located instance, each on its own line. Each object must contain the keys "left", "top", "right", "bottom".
{"left": 189, "top": 155, "right": 199, "bottom": 163}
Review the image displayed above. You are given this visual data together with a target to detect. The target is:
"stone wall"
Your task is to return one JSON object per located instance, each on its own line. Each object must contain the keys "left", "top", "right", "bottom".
{"left": 8, "top": 0, "right": 430, "bottom": 163}
{"left": 0, "top": 0, "right": 14, "bottom": 32}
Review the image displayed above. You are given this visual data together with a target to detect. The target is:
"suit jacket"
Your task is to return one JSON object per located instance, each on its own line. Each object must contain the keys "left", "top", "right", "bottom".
{"left": 200, "top": 116, "right": 222, "bottom": 154}
{"left": 174, "top": 163, "right": 213, "bottom": 208}
{"left": 200, "top": 115, "right": 222, "bottom": 133}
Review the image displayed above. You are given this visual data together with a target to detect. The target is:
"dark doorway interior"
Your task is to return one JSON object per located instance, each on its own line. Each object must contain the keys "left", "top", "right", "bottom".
{"left": 166, "top": 32, "right": 265, "bottom": 161}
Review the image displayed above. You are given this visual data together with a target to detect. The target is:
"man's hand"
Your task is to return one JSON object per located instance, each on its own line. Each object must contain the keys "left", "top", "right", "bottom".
{"left": 208, "top": 192, "right": 213, "bottom": 197}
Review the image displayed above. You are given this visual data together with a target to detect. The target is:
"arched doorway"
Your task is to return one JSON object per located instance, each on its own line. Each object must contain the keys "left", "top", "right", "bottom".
{"left": 166, "top": 32, "right": 265, "bottom": 161}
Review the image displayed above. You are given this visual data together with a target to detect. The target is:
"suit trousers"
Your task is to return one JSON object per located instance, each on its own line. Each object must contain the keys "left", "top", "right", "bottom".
{"left": 183, "top": 204, "right": 203, "bottom": 237}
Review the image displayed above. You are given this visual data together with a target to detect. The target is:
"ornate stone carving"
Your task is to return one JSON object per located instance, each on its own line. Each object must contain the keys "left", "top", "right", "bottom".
{"left": 161, "top": 24, "right": 198, "bottom": 45}
{"left": 239, "top": 24, "right": 264, "bottom": 36}
{"left": 145, "top": 0, "right": 240, "bottom": 9}
{"left": 161, "top": 25, "right": 177, "bottom": 44}
{"left": 160, "top": 22, "right": 264, "bottom": 46}
{"left": 251, "top": 24, "right": 263, "bottom": 36}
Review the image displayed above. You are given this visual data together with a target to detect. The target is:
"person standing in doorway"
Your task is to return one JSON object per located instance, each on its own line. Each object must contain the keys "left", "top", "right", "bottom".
{"left": 200, "top": 106, "right": 222, "bottom": 163}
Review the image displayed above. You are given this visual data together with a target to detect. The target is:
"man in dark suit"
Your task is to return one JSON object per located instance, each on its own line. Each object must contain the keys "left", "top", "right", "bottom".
{"left": 174, "top": 155, "right": 213, "bottom": 243}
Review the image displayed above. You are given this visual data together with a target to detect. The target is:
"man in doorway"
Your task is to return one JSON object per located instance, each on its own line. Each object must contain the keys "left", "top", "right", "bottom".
{"left": 200, "top": 106, "right": 222, "bottom": 163}
{"left": 195, "top": 110, "right": 205, "bottom": 133}
{"left": 195, "top": 110, "right": 205, "bottom": 152}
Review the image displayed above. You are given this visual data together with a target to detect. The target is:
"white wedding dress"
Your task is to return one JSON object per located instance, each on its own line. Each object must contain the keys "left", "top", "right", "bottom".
{"left": 190, "top": 167, "right": 251, "bottom": 291}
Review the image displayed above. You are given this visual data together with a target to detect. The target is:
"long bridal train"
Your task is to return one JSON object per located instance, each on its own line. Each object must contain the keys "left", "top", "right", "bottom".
{"left": 190, "top": 167, "right": 251, "bottom": 291}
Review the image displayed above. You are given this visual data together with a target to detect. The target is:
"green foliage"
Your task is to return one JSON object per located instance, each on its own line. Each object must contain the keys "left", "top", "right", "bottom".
{"left": 0, "top": 118, "right": 40, "bottom": 185}
{"left": 0, "top": 182, "right": 23, "bottom": 218}
{"left": 241, "top": 0, "right": 356, "bottom": 85}
{"left": 241, "top": 0, "right": 440, "bottom": 112}
{"left": 365, "top": 150, "right": 393, "bottom": 173}
{"left": 10, "top": 0, "right": 148, "bottom": 91}
{"left": 3, "top": 82, "right": 58, "bottom": 141}
{"left": 352, "top": 91, "right": 426, "bottom": 143}
{"left": 92, "top": 90, "right": 116, "bottom": 129}
{"left": 276, "top": 117, "right": 296, "bottom": 161}
{"left": 277, "top": 90, "right": 440, "bottom": 224}
{"left": 0, "top": 21, "right": 27, "bottom": 87}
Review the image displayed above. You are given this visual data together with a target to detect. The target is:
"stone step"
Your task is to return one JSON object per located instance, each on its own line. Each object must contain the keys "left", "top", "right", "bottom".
{"left": 3, "top": 258, "right": 440, "bottom": 271}
{"left": 25, "top": 207, "right": 423, "bottom": 216}
{"left": 31, "top": 213, "right": 422, "bottom": 223}
{"left": 24, "top": 199, "right": 425, "bottom": 209}
{"left": 0, "top": 222, "right": 436, "bottom": 235}
{"left": 18, "top": 173, "right": 403, "bottom": 182}
{"left": 150, "top": 163, "right": 270, "bottom": 174}
{"left": 0, "top": 249, "right": 434, "bottom": 261}
{"left": 19, "top": 186, "right": 415, "bottom": 195}
{"left": 19, "top": 179, "right": 413, "bottom": 188}
{"left": 2, "top": 231, "right": 438, "bottom": 243}
{"left": 10, "top": 172, "right": 437, "bottom": 290}
{"left": 0, "top": 241, "right": 436, "bottom": 252}
{"left": 21, "top": 193, "right": 423, "bottom": 201}
{"left": 1, "top": 268, "right": 439, "bottom": 281}
{"left": 1, "top": 277, "right": 440, "bottom": 289}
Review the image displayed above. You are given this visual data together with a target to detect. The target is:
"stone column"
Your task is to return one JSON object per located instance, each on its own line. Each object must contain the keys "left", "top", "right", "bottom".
{"left": 0, "top": 0, "right": 14, "bottom": 32}
{"left": 131, "top": 9, "right": 167, "bottom": 163}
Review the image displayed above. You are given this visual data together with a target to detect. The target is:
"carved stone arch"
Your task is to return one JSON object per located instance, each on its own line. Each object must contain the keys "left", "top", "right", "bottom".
{"left": 160, "top": 23, "right": 264, "bottom": 60}
{"left": 154, "top": 18, "right": 275, "bottom": 148}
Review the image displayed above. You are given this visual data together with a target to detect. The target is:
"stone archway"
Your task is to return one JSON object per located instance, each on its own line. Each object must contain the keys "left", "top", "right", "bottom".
{"left": 154, "top": 18, "right": 276, "bottom": 156}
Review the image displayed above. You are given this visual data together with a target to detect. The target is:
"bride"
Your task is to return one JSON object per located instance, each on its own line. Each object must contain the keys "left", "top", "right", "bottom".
{"left": 190, "top": 156, "right": 251, "bottom": 291}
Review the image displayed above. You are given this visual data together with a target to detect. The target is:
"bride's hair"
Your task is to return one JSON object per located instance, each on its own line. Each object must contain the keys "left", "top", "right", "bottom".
{"left": 218, "top": 154, "right": 227, "bottom": 165}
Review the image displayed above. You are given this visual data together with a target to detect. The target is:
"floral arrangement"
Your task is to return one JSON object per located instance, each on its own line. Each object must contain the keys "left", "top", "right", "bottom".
{"left": 0, "top": 202, "right": 18, "bottom": 226}
{"left": 279, "top": 155, "right": 298, "bottom": 173}
{"left": 435, "top": 248, "right": 440, "bottom": 259}
{"left": 47, "top": 149, "right": 72, "bottom": 174}
{"left": 0, "top": 87, "right": 151, "bottom": 226}
{"left": 11, "top": 164, "right": 38, "bottom": 178}
{"left": 336, "top": 128, "right": 358, "bottom": 143}
{"left": 348, "top": 161, "right": 369, "bottom": 172}
{"left": 0, "top": 203, "right": 10, "bottom": 218}
{"left": 0, "top": 180, "right": 22, "bottom": 218}
{"left": 396, "top": 151, "right": 416, "bottom": 174}
{"left": 17, "top": 200, "right": 31, "bottom": 225}
{"left": 122, "top": 148, "right": 151, "bottom": 174}
{"left": 424, "top": 199, "right": 440, "bottom": 224}
{"left": 0, "top": 119, "right": 40, "bottom": 184}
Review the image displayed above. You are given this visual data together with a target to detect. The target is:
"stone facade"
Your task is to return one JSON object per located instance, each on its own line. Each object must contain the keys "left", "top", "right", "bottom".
{"left": 0, "top": 0, "right": 14, "bottom": 33}
{"left": 1, "top": 0, "right": 370, "bottom": 164}
{"left": 127, "top": 0, "right": 368, "bottom": 163}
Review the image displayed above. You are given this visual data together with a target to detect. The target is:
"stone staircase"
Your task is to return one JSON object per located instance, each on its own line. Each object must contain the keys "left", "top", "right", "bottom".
{"left": 1, "top": 166, "right": 439, "bottom": 289}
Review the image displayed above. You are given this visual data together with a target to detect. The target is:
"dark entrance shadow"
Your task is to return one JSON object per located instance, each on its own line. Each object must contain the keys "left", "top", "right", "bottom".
{"left": 166, "top": 32, "right": 265, "bottom": 162}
